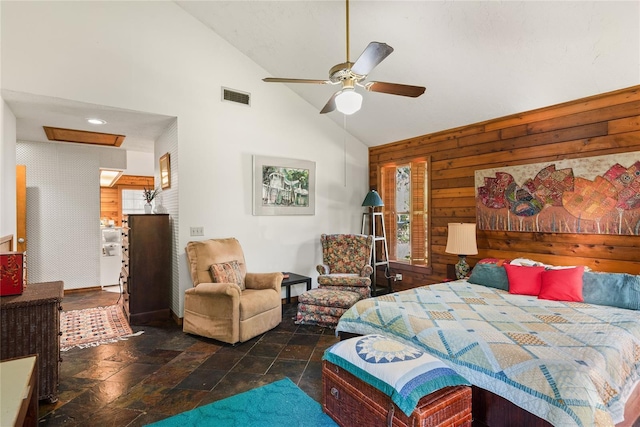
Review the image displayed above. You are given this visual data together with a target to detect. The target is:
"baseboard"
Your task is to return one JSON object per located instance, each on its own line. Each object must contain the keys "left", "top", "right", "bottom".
{"left": 171, "top": 310, "right": 183, "bottom": 326}
{"left": 63, "top": 286, "right": 102, "bottom": 294}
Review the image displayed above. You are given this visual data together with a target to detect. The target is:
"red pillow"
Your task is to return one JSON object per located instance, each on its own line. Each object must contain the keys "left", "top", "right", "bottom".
{"left": 538, "top": 266, "right": 584, "bottom": 302}
{"left": 504, "top": 264, "right": 545, "bottom": 296}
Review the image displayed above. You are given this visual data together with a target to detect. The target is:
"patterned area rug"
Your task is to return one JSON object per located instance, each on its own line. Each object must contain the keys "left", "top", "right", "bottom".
{"left": 147, "top": 377, "right": 338, "bottom": 427}
{"left": 61, "top": 305, "right": 139, "bottom": 351}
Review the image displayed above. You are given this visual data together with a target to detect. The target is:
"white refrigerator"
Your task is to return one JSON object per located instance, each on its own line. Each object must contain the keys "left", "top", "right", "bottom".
{"left": 100, "top": 226, "right": 122, "bottom": 287}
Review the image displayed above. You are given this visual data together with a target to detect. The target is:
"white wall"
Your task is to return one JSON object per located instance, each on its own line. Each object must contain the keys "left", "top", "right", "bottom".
{"left": 0, "top": 100, "right": 16, "bottom": 247}
{"left": 1, "top": 2, "right": 369, "bottom": 315}
{"left": 154, "top": 120, "right": 180, "bottom": 313}
{"left": 16, "top": 141, "right": 101, "bottom": 290}
{"left": 126, "top": 150, "right": 154, "bottom": 177}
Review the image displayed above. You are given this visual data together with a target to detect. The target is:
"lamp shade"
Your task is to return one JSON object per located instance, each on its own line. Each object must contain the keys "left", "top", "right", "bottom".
{"left": 335, "top": 88, "right": 363, "bottom": 115}
{"left": 362, "top": 190, "right": 384, "bottom": 207}
{"left": 445, "top": 223, "right": 478, "bottom": 255}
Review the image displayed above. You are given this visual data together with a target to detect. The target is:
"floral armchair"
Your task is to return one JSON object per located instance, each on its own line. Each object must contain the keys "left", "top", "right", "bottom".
{"left": 316, "top": 233, "right": 374, "bottom": 299}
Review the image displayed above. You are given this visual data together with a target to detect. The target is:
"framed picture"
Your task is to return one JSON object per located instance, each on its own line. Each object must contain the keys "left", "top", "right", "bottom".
{"left": 253, "top": 155, "right": 315, "bottom": 215}
{"left": 159, "top": 153, "right": 171, "bottom": 189}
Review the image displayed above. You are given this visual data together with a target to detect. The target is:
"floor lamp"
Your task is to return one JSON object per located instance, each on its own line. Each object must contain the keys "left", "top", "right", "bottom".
{"left": 361, "top": 190, "right": 391, "bottom": 295}
{"left": 445, "top": 223, "right": 478, "bottom": 279}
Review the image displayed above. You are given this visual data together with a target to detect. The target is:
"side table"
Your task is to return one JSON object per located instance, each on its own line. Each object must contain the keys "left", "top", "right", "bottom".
{"left": 281, "top": 273, "right": 312, "bottom": 304}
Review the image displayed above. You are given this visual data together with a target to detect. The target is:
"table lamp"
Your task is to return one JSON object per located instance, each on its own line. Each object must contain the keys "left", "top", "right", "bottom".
{"left": 445, "top": 223, "right": 478, "bottom": 279}
{"left": 362, "top": 189, "right": 384, "bottom": 210}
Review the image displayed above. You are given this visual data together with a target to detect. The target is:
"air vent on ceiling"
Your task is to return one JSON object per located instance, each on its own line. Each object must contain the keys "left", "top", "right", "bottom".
{"left": 222, "top": 87, "right": 251, "bottom": 106}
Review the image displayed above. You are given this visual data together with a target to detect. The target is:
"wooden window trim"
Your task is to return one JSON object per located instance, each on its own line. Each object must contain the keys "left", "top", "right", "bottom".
{"left": 380, "top": 157, "right": 431, "bottom": 268}
{"left": 389, "top": 261, "right": 432, "bottom": 275}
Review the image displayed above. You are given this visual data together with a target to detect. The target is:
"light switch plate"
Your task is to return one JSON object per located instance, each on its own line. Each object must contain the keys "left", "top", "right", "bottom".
{"left": 190, "top": 226, "right": 204, "bottom": 236}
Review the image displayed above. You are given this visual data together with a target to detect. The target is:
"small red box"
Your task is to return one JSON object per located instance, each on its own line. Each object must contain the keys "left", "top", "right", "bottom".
{"left": 1, "top": 252, "right": 24, "bottom": 296}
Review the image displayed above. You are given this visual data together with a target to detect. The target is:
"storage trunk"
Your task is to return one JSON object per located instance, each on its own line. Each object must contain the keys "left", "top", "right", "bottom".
{"left": 322, "top": 360, "right": 472, "bottom": 427}
{"left": 1, "top": 281, "right": 63, "bottom": 402}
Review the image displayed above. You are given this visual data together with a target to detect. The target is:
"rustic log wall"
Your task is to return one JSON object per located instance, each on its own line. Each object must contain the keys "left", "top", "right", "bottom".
{"left": 369, "top": 85, "right": 640, "bottom": 291}
{"left": 100, "top": 175, "right": 154, "bottom": 226}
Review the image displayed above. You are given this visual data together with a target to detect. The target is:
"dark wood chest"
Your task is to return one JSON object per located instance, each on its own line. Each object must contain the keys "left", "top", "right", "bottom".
{"left": 121, "top": 214, "right": 171, "bottom": 324}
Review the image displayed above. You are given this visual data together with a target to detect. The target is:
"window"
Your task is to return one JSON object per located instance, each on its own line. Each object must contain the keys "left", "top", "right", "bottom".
{"left": 121, "top": 189, "right": 146, "bottom": 215}
{"left": 395, "top": 166, "right": 411, "bottom": 262}
{"left": 381, "top": 160, "right": 429, "bottom": 266}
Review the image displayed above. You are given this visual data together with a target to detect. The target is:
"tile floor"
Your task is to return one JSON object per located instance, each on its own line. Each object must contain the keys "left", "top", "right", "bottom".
{"left": 39, "top": 289, "right": 338, "bottom": 426}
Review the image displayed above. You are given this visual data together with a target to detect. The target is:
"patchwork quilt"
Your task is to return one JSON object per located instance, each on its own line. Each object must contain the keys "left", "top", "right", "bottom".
{"left": 336, "top": 281, "right": 640, "bottom": 427}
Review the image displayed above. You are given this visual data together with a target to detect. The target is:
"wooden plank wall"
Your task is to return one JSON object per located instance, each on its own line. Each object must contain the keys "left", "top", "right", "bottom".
{"left": 100, "top": 175, "right": 154, "bottom": 226}
{"left": 369, "top": 85, "right": 640, "bottom": 291}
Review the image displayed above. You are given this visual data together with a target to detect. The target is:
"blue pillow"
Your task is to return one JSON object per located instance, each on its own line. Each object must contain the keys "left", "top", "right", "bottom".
{"left": 582, "top": 271, "right": 640, "bottom": 311}
{"left": 468, "top": 263, "right": 509, "bottom": 291}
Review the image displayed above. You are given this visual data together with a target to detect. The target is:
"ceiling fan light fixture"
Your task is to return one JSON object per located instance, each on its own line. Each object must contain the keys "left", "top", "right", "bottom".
{"left": 335, "top": 88, "right": 362, "bottom": 115}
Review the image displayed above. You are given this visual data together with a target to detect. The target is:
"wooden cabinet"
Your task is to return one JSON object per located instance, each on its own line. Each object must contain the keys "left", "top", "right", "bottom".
{"left": 121, "top": 214, "right": 171, "bottom": 324}
{"left": 0, "top": 281, "right": 63, "bottom": 402}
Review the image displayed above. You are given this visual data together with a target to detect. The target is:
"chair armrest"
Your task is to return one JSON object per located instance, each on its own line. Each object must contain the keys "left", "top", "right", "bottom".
{"left": 245, "top": 272, "right": 283, "bottom": 291}
{"left": 360, "top": 265, "right": 373, "bottom": 277}
{"left": 186, "top": 282, "right": 242, "bottom": 298}
{"left": 317, "top": 264, "right": 330, "bottom": 275}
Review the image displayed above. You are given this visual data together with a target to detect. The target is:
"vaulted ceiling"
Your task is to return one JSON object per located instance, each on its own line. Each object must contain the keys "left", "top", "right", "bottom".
{"left": 176, "top": 0, "right": 639, "bottom": 147}
{"left": 6, "top": 2, "right": 638, "bottom": 151}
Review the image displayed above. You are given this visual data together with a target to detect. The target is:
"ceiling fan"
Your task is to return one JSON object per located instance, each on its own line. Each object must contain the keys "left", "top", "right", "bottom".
{"left": 263, "top": 0, "right": 426, "bottom": 115}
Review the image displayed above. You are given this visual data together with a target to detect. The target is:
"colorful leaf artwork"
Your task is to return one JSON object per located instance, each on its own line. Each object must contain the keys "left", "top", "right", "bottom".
{"left": 477, "top": 172, "right": 513, "bottom": 209}
{"left": 523, "top": 165, "right": 574, "bottom": 207}
{"left": 506, "top": 182, "right": 543, "bottom": 217}
{"left": 603, "top": 161, "right": 640, "bottom": 210}
{"left": 562, "top": 177, "right": 618, "bottom": 233}
{"left": 475, "top": 156, "right": 640, "bottom": 235}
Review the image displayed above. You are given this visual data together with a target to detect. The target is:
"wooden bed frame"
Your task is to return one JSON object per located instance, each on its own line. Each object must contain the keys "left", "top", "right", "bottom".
{"left": 470, "top": 382, "right": 640, "bottom": 427}
{"left": 338, "top": 332, "right": 640, "bottom": 427}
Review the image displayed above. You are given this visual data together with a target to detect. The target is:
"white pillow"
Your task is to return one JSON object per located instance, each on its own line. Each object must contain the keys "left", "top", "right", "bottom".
{"left": 509, "top": 258, "right": 545, "bottom": 267}
{"left": 509, "top": 258, "right": 591, "bottom": 272}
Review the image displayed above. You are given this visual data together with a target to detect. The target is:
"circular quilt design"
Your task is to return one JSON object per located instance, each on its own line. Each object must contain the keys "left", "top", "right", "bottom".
{"left": 355, "top": 335, "right": 423, "bottom": 363}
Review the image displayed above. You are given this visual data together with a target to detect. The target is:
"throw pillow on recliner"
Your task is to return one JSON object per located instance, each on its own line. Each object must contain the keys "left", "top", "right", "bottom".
{"left": 210, "top": 260, "right": 245, "bottom": 290}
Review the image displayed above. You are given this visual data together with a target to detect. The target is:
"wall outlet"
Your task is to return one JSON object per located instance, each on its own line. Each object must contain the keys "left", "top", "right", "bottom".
{"left": 395, "top": 273, "right": 403, "bottom": 281}
{"left": 190, "top": 226, "right": 204, "bottom": 236}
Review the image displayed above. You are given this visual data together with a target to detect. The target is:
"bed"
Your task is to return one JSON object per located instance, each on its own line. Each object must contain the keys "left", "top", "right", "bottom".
{"left": 336, "top": 279, "right": 640, "bottom": 427}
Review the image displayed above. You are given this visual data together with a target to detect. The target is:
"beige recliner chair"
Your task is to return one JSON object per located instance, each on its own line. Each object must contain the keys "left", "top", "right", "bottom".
{"left": 184, "top": 238, "right": 283, "bottom": 344}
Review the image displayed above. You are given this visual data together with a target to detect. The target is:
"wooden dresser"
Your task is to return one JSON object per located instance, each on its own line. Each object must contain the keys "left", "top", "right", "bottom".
{"left": 121, "top": 214, "right": 171, "bottom": 324}
{"left": 0, "top": 281, "right": 63, "bottom": 402}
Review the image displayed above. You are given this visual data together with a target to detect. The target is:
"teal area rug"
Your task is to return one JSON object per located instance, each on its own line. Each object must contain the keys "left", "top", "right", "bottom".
{"left": 147, "top": 377, "right": 338, "bottom": 427}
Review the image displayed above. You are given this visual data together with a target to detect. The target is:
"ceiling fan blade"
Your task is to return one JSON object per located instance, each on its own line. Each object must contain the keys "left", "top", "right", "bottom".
{"left": 350, "top": 42, "right": 394, "bottom": 76}
{"left": 263, "top": 78, "right": 331, "bottom": 84}
{"left": 320, "top": 92, "right": 339, "bottom": 114}
{"left": 364, "top": 81, "right": 426, "bottom": 98}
